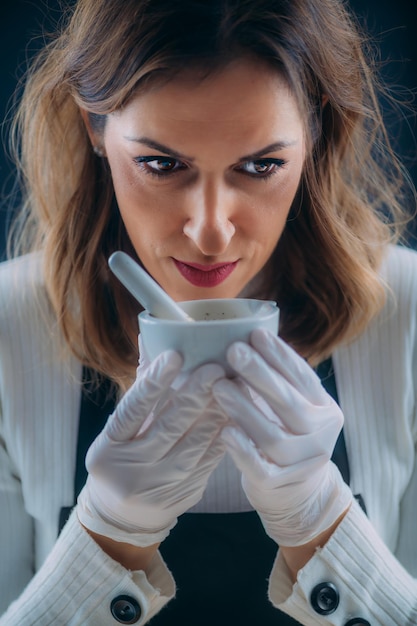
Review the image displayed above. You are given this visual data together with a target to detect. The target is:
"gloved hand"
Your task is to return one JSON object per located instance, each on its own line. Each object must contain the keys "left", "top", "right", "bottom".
{"left": 213, "top": 328, "right": 353, "bottom": 547}
{"left": 77, "top": 349, "right": 226, "bottom": 546}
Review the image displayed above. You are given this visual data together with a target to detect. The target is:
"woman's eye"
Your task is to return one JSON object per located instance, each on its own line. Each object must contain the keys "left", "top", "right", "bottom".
{"left": 238, "top": 158, "right": 286, "bottom": 177}
{"left": 134, "top": 156, "right": 186, "bottom": 176}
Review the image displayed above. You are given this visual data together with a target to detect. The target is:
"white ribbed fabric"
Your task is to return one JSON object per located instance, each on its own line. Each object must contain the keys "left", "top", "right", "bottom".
{"left": 0, "top": 244, "right": 416, "bottom": 624}
{"left": 1, "top": 510, "right": 174, "bottom": 626}
{"left": 333, "top": 244, "right": 417, "bottom": 557}
{"left": 270, "top": 499, "right": 417, "bottom": 624}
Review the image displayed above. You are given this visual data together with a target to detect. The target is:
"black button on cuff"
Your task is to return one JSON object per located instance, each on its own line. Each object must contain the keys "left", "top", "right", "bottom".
{"left": 344, "top": 619, "right": 371, "bottom": 626}
{"left": 310, "top": 582, "right": 340, "bottom": 615}
{"left": 110, "top": 595, "right": 142, "bottom": 624}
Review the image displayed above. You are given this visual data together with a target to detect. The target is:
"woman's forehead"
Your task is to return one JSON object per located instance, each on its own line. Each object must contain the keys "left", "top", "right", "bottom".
{"left": 107, "top": 59, "right": 305, "bottom": 156}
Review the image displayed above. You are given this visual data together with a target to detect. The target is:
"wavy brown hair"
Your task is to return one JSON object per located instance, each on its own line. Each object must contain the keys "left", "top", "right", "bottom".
{"left": 7, "top": 0, "right": 414, "bottom": 389}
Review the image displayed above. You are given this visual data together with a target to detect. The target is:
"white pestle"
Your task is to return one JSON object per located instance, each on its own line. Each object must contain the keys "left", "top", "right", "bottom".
{"left": 108, "top": 251, "right": 194, "bottom": 322}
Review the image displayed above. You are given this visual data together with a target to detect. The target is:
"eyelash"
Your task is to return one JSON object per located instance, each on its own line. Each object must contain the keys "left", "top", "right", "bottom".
{"left": 133, "top": 156, "right": 287, "bottom": 180}
{"left": 134, "top": 156, "right": 186, "bottom": 177}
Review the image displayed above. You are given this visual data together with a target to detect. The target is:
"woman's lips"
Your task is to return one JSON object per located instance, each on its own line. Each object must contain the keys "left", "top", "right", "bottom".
{"left": 173, "top": 259, "right": 238, "bottom": 287}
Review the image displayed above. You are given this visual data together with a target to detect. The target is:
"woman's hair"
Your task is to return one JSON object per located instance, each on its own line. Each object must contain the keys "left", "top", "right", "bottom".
{"left": 7, "top": 0, "right": 414, "bottom": 389}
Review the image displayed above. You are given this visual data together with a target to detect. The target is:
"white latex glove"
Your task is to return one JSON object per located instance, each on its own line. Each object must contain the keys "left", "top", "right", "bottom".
{"left": 213, "top": 328, "right": 353, "bottom": 547}
{"left": 77, "top": 350, "right": 226, "bottom": 546}
{"left": 138, "top": 332, "right": 150, "bottom": 369}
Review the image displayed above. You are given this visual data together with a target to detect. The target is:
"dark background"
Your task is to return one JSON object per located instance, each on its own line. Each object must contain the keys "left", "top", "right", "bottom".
{"left": 1, "top": 0, "right": 416, "bottom": 258}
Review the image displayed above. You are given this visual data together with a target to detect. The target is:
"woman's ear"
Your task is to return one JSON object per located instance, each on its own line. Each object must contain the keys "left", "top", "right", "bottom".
{"left": 79, "top": 107, "right": 107, "bottom": 157}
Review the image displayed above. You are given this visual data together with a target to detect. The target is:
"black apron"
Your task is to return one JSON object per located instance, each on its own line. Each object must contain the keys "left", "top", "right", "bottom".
{"left": 59, "top": 358, "right": 365, "bottom": 625}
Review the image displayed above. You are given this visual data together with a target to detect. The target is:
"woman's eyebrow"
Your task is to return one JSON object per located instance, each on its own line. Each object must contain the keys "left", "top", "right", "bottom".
{"left": 238, "top": 141, "right": 297, "bottom": 162}
{"left": 124, "top": 135, "right": 195, "bottom": 161}
{"left": 124, "top": 136, "right": 297, "bottom": 162}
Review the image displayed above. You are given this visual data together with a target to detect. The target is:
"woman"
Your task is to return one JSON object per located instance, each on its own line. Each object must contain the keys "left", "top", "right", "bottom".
{"left": 1, "top": 0, "right": 416, "bottom": 624}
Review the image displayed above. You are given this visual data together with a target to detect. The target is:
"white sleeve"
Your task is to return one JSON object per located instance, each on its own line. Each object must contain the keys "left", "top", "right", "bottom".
{"left": 266, "top": 246, "right": 417, "bottom": 625}
{"left": 0, "top": 429, "right": 34, "bottom": 614}
{"left": 268, "top": 499, "right": 417, "bottom": 625}
{"left": 0, "top": 509, "right": 175, "bottom": 625}
{"left": 396, "top": 430, "right": 417, "bottom": 578}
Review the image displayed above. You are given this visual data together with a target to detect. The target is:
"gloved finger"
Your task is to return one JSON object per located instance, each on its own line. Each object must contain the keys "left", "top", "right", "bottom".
{"left": 221, "top": 425, "right": 329, "bottom": 488}
{"left": 141, "top": 363, "right": 225, "bottom": 460}
{"left": 249, "top": 328, "right": 330, "bottom": 404}
{"left": 214, "top": 377, "right": 339, "bottom": 464}
{"left": 163, "top": 407, "right": 226, "bottom": 471}
{"left": 220, "top": 424, "right": 270, "bottom": 482}
{"left": 137, "top": 333, "right": 150, "bottom": 370}
{"left": 226, "top": 341, "right": 342, "bottom": 436}
{"left": 213, "top": 378, "right": 285, "bottom": 455}
{"left": 150, "top": 362, "right": 225, "bottom": 418}
{"left": 105, "top": 349, "right": 183, "bottom": 442}
{"left": 145, "top": 438, "right": 226, "bottom": 511}
{"left": 176, "top": 435, "right": 226, "bottom": 480}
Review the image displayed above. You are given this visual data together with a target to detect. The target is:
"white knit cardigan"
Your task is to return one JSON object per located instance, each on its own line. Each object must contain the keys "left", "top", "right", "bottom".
{"left": 0, "top": 245, "right": 416, "bottom": 625}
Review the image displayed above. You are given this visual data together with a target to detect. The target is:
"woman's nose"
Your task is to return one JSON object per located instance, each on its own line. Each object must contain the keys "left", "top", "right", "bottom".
{"left": 182, "top": 181, "right": 236, "bottom": 256}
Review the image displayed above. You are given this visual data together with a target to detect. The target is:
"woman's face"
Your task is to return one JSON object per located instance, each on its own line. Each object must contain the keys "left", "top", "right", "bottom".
{"left": 101, "top": 58, "right": 306, "bottom": 301}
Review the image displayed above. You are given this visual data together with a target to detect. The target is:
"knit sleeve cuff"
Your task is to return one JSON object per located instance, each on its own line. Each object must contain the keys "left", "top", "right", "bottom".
{"left": 1, "top": 509, "right": 175, "bottom": 625}
{"left": 268, "top": 499, "right": 417, "bottom": 625}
